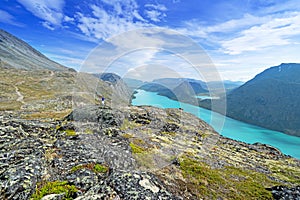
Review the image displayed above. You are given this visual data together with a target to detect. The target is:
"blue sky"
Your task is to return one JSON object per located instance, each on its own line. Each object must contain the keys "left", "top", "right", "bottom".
{"left": 1, "top": 0, "right": 300, "bottom": 81}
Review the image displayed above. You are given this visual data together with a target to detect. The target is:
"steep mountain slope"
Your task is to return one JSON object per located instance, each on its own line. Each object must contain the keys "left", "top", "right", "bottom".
{"left": 225, "top": 63, "right": 300, "bottom": 136}
{"left": 0, "top": 29, "right": 71, "bottom": 71}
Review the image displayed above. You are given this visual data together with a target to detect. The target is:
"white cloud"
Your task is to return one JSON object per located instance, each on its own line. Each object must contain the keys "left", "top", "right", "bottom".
{"left": 145, "top": 4, "right": 167, "bottom": 11}
{"left": 145, "top": 10, "right": 166, "bottom": 22}
{"left": 75, "top": 1, "right": 169, "bottom": 40}
{"left": 144, "top": 3, "right": 167, "bottom": 22}
{"left": 257, "top": 0, "right": 300, "bottom": 15}
{"left": 177, "top": 9, "right": 300, "bottom": 54}
{"left": 64, "top": 15, "right": 74, "bottom": 22}
{"left": 17, "top": 0, "right": 65, "bottom": 29}
{"left": 76, "top": 1, "right": 150, "bottom": 40}
{"left": 174, "top": 3, "right": 300, "bottom": 81}
{"left": 41, "top": 21, "right": 55, "bottom": 30}
{"left": 221, "top": 12, "right": 300, "bottom": 55}
{"left": 0, "top": 9, "right": 23, "bottom": 27}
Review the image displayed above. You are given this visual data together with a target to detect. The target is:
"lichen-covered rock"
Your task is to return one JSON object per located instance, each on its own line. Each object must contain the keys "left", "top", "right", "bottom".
{"left": 0, "top": 106, "right": 299, "bottom": 200}
{"left": 76, "top": 170, "right": 181, "bottom": 200}
{"left": 0, "top": 119, "right": 56, "bottom": 199}
{"left": 269, "top": 185, "right": 300, "bottom": 200}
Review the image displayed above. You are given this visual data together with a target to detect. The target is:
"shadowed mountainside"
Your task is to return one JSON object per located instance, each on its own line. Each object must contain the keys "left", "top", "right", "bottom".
{"left": 200, "top": 63, "right": 300, "bottom": 136}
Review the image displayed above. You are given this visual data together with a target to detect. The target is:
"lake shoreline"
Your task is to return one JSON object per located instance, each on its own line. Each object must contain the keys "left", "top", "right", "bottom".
{"left": 132, "top": 89, "right": 300, "bottom": 159}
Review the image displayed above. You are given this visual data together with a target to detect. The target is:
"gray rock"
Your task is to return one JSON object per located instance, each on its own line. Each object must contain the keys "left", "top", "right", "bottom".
{"left": 41, "top": 193, "right": 65, "bottom": 200}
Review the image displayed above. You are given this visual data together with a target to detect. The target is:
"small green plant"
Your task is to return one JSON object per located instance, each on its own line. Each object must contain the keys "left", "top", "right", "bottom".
{"left": 122, "top": 133, "right": 133, "bottom": 138}
{"left": 129, "top": 142, "right": 145, "bottom": 154}
{"left": 70, "top": 163, "right": 108, "bottom": 174}
{"left": 161, "top": 131, "right": 176, "bottom": 136}
{"left": 84, "top": 128, "right": 93, "bottom": 134}
{"left": 31, "top": 181, "right": 77, "bottom": 200}
{"left": 93, "top": 163, "right": 109, "bottom": 173}
{"left": 56, "top": 125, "right": 61, "bottom": 130}
{"left": 65, "top": 129, "right": 76, "bottom": 136}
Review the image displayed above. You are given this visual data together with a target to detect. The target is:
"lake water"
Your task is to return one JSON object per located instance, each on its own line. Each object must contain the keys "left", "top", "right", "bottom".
{"left": 132, "top": 89, "right": 300, "bottom": 159}
{"left": 195, "top": 95, "right": 219, "bottom": 100}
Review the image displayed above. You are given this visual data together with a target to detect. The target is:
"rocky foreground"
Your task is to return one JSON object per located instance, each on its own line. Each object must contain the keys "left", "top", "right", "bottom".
{"left": 1, "top": 105, "right": 299, "bottom": 200}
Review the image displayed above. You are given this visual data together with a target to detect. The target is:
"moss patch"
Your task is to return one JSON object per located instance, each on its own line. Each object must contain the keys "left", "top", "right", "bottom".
{"left": 31, "top": 181, "right": 77, "bottom": 200}
{"left": 65, "top": 129, "right": 76, "bottom": 136}
{"left": 130, "top": 142, "right": 146, "bottom": 154}
{"left": 179, "top": 156, "right": 274, "bottom": 199}
{"left": 70, "top": 163, "right": 108, "bottom": 174}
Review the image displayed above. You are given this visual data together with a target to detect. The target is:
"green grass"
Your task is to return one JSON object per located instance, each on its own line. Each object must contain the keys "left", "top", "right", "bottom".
{"left": 31, "top": 181, "right": 77, "bottom": 200}
{"left": 179, "top": 156, "right": 274, "bottom": 199}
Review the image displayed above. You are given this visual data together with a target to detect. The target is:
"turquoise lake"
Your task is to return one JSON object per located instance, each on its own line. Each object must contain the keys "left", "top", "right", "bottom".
{"left": 132, "top": 89, "right": 300, "bottom": 159}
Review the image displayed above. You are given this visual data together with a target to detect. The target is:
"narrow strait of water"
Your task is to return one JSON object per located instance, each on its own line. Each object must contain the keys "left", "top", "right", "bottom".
{"left": 132, "top": 89, "right": 300, "bottom": 159}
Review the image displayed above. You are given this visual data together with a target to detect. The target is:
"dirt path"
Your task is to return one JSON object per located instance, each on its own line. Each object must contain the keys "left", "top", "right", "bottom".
{"left": 14, "top": 86, "right": 25, "bottom": 104}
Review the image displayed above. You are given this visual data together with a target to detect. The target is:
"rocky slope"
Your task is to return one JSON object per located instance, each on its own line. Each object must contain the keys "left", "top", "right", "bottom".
{"left": 1, "top": 105, "right": 299, "bottom": 199}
